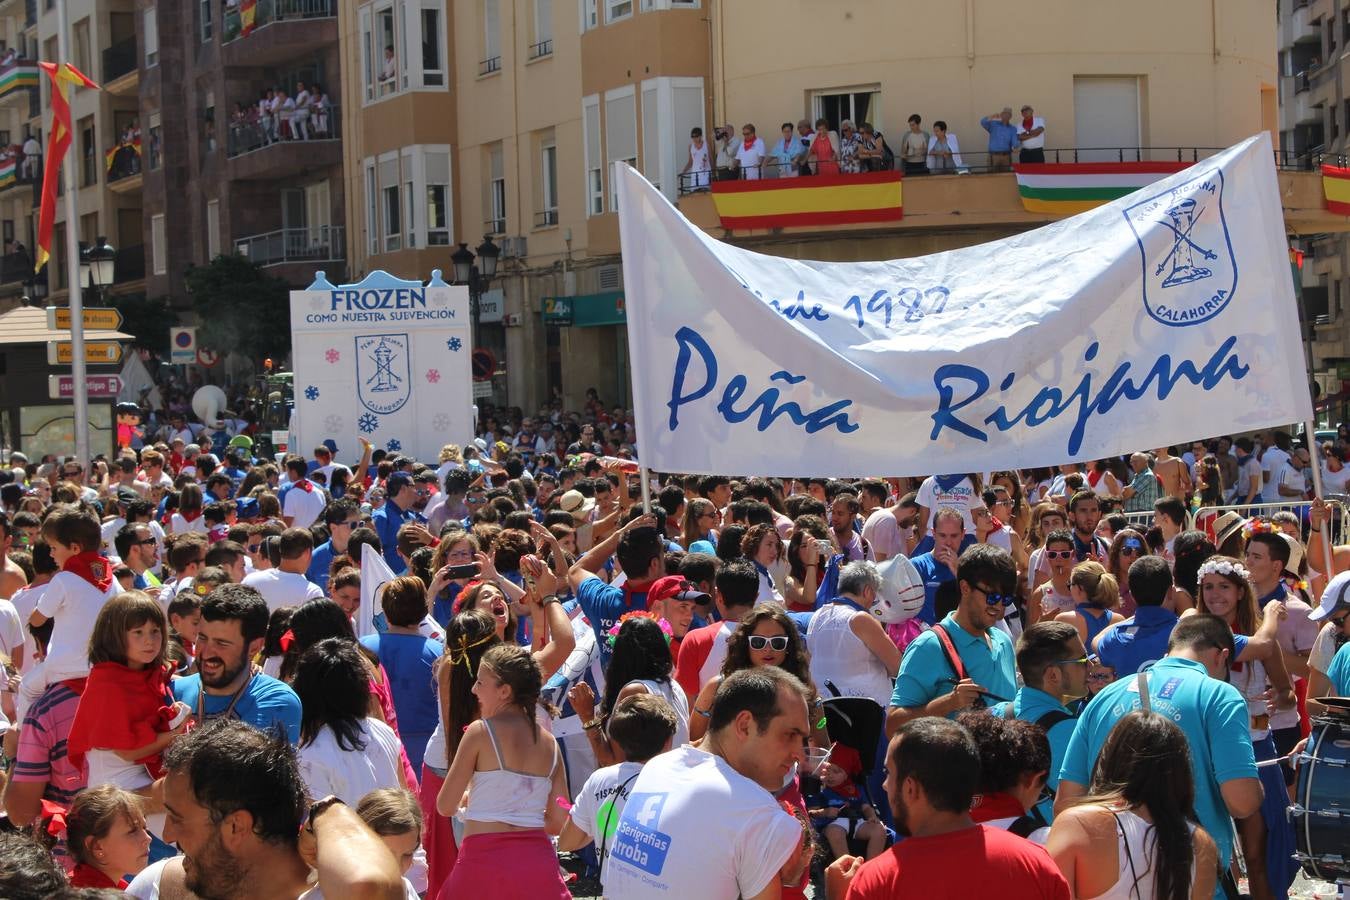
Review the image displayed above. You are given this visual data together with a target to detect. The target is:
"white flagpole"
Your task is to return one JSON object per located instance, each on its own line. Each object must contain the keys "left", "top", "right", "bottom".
{"left": 1305, "top": 421, "right": 1336, "bottom": 577}
{"left": 56, "top": 4, "right": 88, "bottom": 470}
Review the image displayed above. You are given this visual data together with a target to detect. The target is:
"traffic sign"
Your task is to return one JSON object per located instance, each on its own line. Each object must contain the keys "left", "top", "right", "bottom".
{"left": 46, "top": 306, "right": 124, "bottom": 331}
{"left": 46, "top": 341, "right": 123, "bottom": 365}
{"left": 170, "top": 327, "right": 197, "bottom": 364}
{"left": 196, "top": 347, "right": 220, "bottom": 367}
{"left": 48, "top": 374, "right": 123, "bottom": 400}
{"left": 471, "top": 348, "right": 497, "bottom": 382}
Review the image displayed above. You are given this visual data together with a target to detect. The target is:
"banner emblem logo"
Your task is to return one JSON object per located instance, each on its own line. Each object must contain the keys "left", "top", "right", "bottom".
{"left": 1124, "top": 168, "right": 1237, "bottom": 327}
{"left": 355, "top": 333, "right": 410, "bottom": 415}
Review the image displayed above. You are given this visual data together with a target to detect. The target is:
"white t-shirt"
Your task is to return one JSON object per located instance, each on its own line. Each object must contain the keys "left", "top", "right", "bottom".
{"left": 284, "top": 484, "right": 327, "bottom": 528}
{"left": 861, "top": 508, "right": 905, "bottom": 561}
{"left": 1321, "top": 462, "right": 1350, "bottom": 496}
{"left": 571, "top": 761, "right": 644, "bottom": 873}
{"left": 9, "top": 582, "right": 47, "bottom": 672}
{"left": 1018, "top": 116, "right": 1046, "bottom": 149}
{"left": 915, "top": 475, "right": 985, "bottom": 534}
{"left": 603, "top": 744, "right": 801, "bottom": 900}
{"left": 242, "top": 568, "right": 324, "bottom": 612}
{"left": 697, "top": 623, "right": 735, "bottom": 692}
{"left": 35, "top": 571, "right": 119, "bottom": 680}
{"left": 1276, "top": 461, "right": 1306, "bottom": 500}
{"left": 1261, "top": 447, "right": 1291, "bottom": 502}
{"left": 1309, "top": 620, "right": 1343, "bottom": 675}
{"left": 734, "top": 137, "right": 767, "bottom": 179}
{"left": 1234, "top": 455, "right": 1262, "bottom": 501}
{"left": 168, "top": 513, "right": 208, "bottom": 537}
{"left": 101, "top": 516, "right": 127, "bottom": 556}
{"left": 313, "top": 462, "right": 352, "bottom": 485}
{"left": 297, "top": 717, "right": 404, "bottom": 805}
{"left": 0, "top": 598, "right": 23, "bottom": 666}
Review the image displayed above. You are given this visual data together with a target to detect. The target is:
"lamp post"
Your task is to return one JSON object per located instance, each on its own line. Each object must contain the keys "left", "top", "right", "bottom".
{"left": 80, "top": 235, "right": 115, "bottom": 302}
{"left": 450, "top": 234, "right": 500, "bottom": 340}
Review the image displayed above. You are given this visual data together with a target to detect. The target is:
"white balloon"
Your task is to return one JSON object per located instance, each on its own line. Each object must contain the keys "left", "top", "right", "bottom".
{"left": 872, "top": 555, "right": 926, "bottom": 624}
{"left": 191, "top": 385, "right": 229, "bottom": 429}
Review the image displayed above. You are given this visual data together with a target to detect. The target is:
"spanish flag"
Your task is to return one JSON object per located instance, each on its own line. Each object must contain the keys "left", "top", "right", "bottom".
{"left": 711, "top": 171, "right": 902, "bottom": 230}
{"left": 35, "top": 62, "right": 99, "bottom": 273}
{"left": 241, "top": 0, "right": 258, "bottom": 36}
{"left": 1013, "top": 162, "right": 1192, "bottom": 216}
{"left": 1323, "top": 164, "right": 1350, "bottom": 215}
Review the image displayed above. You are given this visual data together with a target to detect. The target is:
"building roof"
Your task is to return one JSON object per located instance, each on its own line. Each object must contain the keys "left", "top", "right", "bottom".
{"left": 0, "top": 305, "right": 133, "bottom": 347}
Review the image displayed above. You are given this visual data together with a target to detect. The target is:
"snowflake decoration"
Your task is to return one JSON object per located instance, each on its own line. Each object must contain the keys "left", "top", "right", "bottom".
{"left": 358, "top": 412, "right": 379, "bottom": 434}
{"left": 431, "top": 413, "right": 451, "bottom": 431}
{"left": 304, "top": 385, "right": 320, "bottom": 401}
{"left": 324, "top": 348, "right": 340, "bottom": 364}
{"left": 323, "top": 415, "right": 344, "bottom": 432}
{"left": 425, "top": 369, "right": 441, "bottom": 384}
{"left": 447, "top": 337, "right": 462, "bottom": 352}
{"left": 386, "top": 438, "right": 402, "bottom": 452}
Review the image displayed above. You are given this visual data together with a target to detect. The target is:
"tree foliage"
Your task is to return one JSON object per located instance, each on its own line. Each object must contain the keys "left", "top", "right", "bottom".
{"left": 184, "top": 255, "right": 291, "bottom": 362}
{"left": 110, "top": 292, "right": 178, "bottom": 350}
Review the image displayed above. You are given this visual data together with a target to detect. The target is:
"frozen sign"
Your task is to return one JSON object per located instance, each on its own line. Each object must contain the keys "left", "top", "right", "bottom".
{"left": 290, "top": 270, "right": 473, "bottom": 465}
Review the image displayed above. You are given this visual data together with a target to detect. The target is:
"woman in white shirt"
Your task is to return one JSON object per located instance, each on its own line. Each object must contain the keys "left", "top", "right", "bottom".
{"left": 742, "top": 523, "right": 786, "bottom": 605}
{"left": 294, "top": 638, "right": 406, "bottom": 804}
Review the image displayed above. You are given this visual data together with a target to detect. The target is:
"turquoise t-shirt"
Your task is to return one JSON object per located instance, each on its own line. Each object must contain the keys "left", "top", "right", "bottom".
{"left": 990, "top": 686, "right": 1077, "bottom": 823}
{"left": 1328, "top": 641, "right": 1350, "bottom": 695}
{"left": 172, "top": 671, "right": 302, "bottom": 745}
{"left": 1058, "top": 656, "right": 1255, "bottom": 886}
{"left": 889, "top": 613, "right": 1016, "bottom": 713}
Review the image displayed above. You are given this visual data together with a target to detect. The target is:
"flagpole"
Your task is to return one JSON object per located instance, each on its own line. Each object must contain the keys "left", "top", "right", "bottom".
{"left": 56, "top": 2, "right": 88, "bottom": 471}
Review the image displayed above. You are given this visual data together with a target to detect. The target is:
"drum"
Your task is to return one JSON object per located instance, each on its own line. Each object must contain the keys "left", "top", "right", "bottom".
{"left": 1291, "top": 700, "right": 1350, "bottom": 883}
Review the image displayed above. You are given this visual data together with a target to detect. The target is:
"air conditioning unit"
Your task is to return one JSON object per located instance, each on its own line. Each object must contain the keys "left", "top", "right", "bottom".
{"left": 503, "top": 313, "right": 522, "bottom": 327}
{"left": 597, "top": 264, "right": 622, "bottom": 291}
{"left": 499, "top": 236, "right": 528, "bottom": 259}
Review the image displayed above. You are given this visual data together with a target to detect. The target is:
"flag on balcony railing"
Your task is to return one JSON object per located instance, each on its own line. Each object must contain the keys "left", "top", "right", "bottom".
{"left": 241, "top": 0, "right": 258, "bottom": 36}
{"left": 710, "top": 171, "right": 902, "bottom": 230}
{"left": 1013, "top": 162, "right": 1191, "bottom": 216}
{"left": 35, "top": 62, "right": 99, "bottom": 273}
{"left": 0, "top": 63, "right": 38, "bottom": 93}
{"left": 0, "top": 153, "right": 16, "bottom": 189}
{"left": 104, "top": 137, "right": 141, "bottom": 175}
{"left": 1322, "top": 164, "right": 1350, "bottom": 215}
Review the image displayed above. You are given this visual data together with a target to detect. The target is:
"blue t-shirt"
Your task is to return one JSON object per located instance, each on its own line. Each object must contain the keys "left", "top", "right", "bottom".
{"left": 890, "top": 613, "right": 1017, "bottom": 713}
{"left": 1094, "top": 605, "right": 1178, "bottom": 677}
{"left": 307, "top": 540, "right": 336, "bottom": 593}
{"left": 910, "top": 552, "right": 957, "bottom": 626}
{"left": 172, "top": 672, "right": 302, "bottom": 745}
{"left": 359, "top": 632, "right": 442, "bottom": 772}
{"left": 574, "top": 576, "right": 649, "bottom": 667}
{"left": 371, "top": 501, "right": 412, "bottom": 574}
{"left": 1059, "top": 656, "right": 1256, "bottom": 880}
{"left": 1328, "top": 641, "right": 1350, "bottom": 695}
{"left": 990, "top": 686, "right": 1077, "bottom": 823}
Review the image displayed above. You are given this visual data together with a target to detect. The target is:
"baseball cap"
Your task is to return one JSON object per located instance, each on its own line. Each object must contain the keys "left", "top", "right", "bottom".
{"left": 647, "top": 575, "right": 711, "bottom": 608}
{"left": 228, "top": 435, "right": 254, "bottom": 451}
{"left": 1310, "top": 569, "right": 1350, "bottom": 621}
{"left": 235, "top": 497, "right": 260, "bottom": 520}
{"left": 386, "top": 472, "right": 414, "bottom": 495}
{"left": 115, "top": 486, "right": 140, "bottom": 505}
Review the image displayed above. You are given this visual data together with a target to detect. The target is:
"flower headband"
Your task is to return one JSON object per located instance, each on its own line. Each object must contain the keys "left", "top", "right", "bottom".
{"left": 1242, "top": 519, "right": 1275, "bottom": 540}
{"left": 1196, "top": 558, "right": 1253, "bottom": 584}
{"left": 605, "top": 610, "right": 673, "bottom": 649}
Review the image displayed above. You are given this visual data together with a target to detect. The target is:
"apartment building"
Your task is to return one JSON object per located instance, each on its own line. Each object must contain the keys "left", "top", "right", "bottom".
{"left": 0, "top": 0, "right": 38, "bottom": 313}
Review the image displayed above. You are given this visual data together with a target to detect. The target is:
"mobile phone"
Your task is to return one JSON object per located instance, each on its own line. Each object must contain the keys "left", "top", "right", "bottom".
{"left": 816, "top": 539, "right": 832, "bottom": 557}
{"left": 443, "top": 563, "right": 480, "bottom": 579}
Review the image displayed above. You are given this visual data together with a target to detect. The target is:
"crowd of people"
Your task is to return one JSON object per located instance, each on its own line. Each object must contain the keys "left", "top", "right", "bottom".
{"left": 228, "top": 82, "right": 334, "bottom": 156}
{"left": 0, "top": 397, "right": 1349, "bottom": 899}
{"left": 680, "top": 104, "right": 1049, "bottom": 189}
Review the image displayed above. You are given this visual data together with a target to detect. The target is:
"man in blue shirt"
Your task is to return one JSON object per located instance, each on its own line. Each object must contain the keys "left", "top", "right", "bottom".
{"left": 991, "top": 621, "right": 1085, "bottom": 824}
{"left": 1328, "top": 638, "right": 1350, "bottom": 695}
{"left": 888, "top": 544, "right": 1019, "bottom": 736}
{"left": 1057, "top": 615, "right": 1263, "bottom": 892}
{"left": 980, "top": 107, "right": 1019, "bottom": 171}
{"left": 307, "top": 498, "right": 360, "bottom": 592}
{"left": 568, "top": 512, "right": 662, "bottom": 667}
{"left": 371, "top": 472, "right": 417, "bottom": 574}
{"left": 908, "top": 508, "right": 966, "bottom": 625}
{"left": 1094, "top": 553, "right": 1178, "bottom": 677}
{"left": 171, "top": 584, "right": 302, "bottom": 744}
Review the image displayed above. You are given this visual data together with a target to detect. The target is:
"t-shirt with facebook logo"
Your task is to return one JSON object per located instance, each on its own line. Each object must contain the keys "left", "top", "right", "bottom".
{"left": 603, "top": 745, "right": 801, "bottom": 899}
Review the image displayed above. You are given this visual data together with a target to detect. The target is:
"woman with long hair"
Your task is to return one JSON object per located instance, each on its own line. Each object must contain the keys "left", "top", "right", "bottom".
{"left": 742, "top": 522, "right": 785, "bottom": 605}
{"left": 991, "top": 470, "right": 1030, "bottom": 538}
{"left": 1056, "top": 561, "right": 1124, "bottom": 650}
{"left": 716, "top": 524, "right": 747, "bottom": 565}
{"left": 436, "top": 644, "right": 571, "bottom": 900}
{"left": 427, "top": 532, "right": 480, "bottom": 627}
{"left": 1187, "top": 556, "right": 1298, "bottom": 900}
{"left": 1046, "top": 710, "right": 1217, "bottom": 899}
{"left": 169, "top": 483, "right": 205, "bottom": 535}
{"left": 293, "top": 638, "right": 406, "bottom": 803}
{"left": 1169, "top": 532, "right": 1214, "bottom": 614}
{"left": 1106, "top": 528, "right": 1149, "bottom": 617}
{"left": 784, "top": 514, "right": 830, "bottom": 613}
{"left": 680, "top": 498, "right": 720, "bottom": 555}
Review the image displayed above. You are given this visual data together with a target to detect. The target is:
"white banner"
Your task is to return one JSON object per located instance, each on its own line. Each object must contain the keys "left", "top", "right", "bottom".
{"left": 617, "top": 134, "right": 1312, "bottom": 477}
{"left": 289, "top": 270, "right": 474, "bottom": 465}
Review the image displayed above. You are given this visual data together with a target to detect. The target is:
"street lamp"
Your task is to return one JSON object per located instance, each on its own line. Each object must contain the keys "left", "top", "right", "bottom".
{"left": 80, "top": 235, "right": 115, "bottom": 299}
{"left": 450, "top": 234, "right": 500, "bottom": 315}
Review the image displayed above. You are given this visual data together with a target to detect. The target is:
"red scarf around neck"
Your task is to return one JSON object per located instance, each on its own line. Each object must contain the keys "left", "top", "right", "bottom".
{"left": 969, "top": 792, "right": 1027, "bottom": 824}
{"left": 296, "top": 478, "right": 314, "bottom": 493}
{"left": 1022, "top": 117, "right": 1034, "bottom": 131}
{"left": 179, "top": 509, "right": 202, "bottom": 523}
{"left": 63, "top": 551, "right": 113, "bottom": 592}
{"left": 69, "top": 863, "right": 129, "bottom": 890}
{"left": 743, "top": 137, "right": 756, "bottom": 151}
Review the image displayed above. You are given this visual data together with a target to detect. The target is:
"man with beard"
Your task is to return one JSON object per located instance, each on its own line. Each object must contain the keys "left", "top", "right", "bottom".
{"left": 171, "top": 584, "right": 301, "bottom": 743}
{"left": 1066, "top": 491, "right": 1108, "bottom": 562}
{"left": 825, "top": 718, "right": 1069, "bottom": 899}
{"left": 140, "top": 718, "right": 403, "bottom": 900}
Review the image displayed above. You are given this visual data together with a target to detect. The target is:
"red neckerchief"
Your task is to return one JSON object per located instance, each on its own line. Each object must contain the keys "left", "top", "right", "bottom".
{"left": 68, "top": 662, "right": 175, "bottom": 777}
{"left": 969, "top": 792, "right": 1027, "bottom": 824}
{"left": 296, "top": 479, "right": 314, "bottom": 493}
{"left": 69, "top": 863, "right": 128, "bottom": 890}
{"left": 743, "top": 137, "right": 755, "bottom": 150}
{"left": 63, "top": 552, "right": 112, "bottom": 592}
{"left": 179, "top": 510, "right": 202, "bottom": 523}
{"left": 1022, "top": 117, "right": 1034, "bottom": 131}
{"left": 990, "top": 514, "right": 1006, "bottom": 530}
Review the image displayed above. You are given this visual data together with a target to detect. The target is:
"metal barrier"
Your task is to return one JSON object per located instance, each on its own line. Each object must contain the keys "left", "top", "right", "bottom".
{"left": 1193, "top": 500, "right": 1350, "bottom": 548}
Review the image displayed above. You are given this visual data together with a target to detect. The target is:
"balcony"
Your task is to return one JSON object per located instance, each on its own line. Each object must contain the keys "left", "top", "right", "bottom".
{"left": 527, "top": 40, "right": 552, "bottom": 61}
{"left": 1286, "top": 0, "right": 1319, "bottom": 44}
{"left": 225, "top": 105, "right": 341, "bottom": 180}
{"left": 0, "top": 59, "right": 37, "bottom": 107}
{"left": 102, "top": 36, "right": 137, "bottom": 96}
{"left": 222, "top": 0, "right": 337, "bottom": 68}
{"left": 0, "top": 250, "right": 31, "bottom": 286}
{"left": 0, "top": 151, "right": 38, "bottom": 198}
{"left": 479, "top": 56, "right": 501, "bottom": 77}
{"left": 235, "top": 225, "right": 345, "bottom": 285}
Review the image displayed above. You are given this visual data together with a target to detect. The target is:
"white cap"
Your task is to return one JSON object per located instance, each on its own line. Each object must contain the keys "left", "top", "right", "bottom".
{"left": 1309, "top": 569, "right": 1350, "bottom": 621}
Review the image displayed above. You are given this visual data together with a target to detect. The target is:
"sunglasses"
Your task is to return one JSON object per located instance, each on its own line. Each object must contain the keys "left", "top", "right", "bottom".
{"left": 1045, "top": 549, "right": 1074, "bottom": 560}
{"left": 974, "top": 585, "right": 1016, "bottom": 607}
{"left": 747, "top": 635, "right": 790, "bottom": 652}
{"left": 1052, "top": 654, "right": 1096, "bottom": 667}
{"left": 246, "top": 543, "right": 262, "bottom": 553}
{"left": 135, "top": 538, "right": 157, "bottom": 547}
{"left": 1120, "top": 542, "right": 1144, "bottom": 555}
{"left": 1331, "top": 613, "right": 1350, "bottom": 628}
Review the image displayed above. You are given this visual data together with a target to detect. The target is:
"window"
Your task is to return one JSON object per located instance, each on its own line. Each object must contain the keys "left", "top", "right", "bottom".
{"left": 641, "top": 81, "right": 659, "bottom": 188}
{"left": 79, "top": 117, "right": 96, "bottom": 187}
{"left": 606, "top": 0, "right": 632, "bottom": 23}
{"left": 144, "top": 8, "right": 159, "bottom": 66}
{"left": 540, "top": 141, "right": 558, "bottom": 225}
{"left": 200, "top": 0, "right": 213, "bottom": 41}
{"left": 207, "top": 200, "right": 220, "bottom": 257}
{"left": 148, "top": 112, "right": 162, "bottom": 170}
{"left": 482, "top": 0, "right": 500, "bottom": 73}
{"left": 362, "top": 1, "right": 448, "bottom": 100}
{"left": 151, "top": 214, "right": 166, "bottom": 274}
{"left": 360, "top": 5, "right": 376, "bottom": 101}
{"left": 812, "top": 87, "right": 879, "bottom": 134}
{"left": 403, "top": 149, "right": 415, "bottom": 247}
{"left": 641, "top": 75, "right": 704, "bottom": 200}
{"left": 641, "top": 0, "right": 698, "bottom": 7}
{"left": 377, "top": 6, "right": 397, "bottom": 96}
{"left": 605, "top": 86, "right": 636, "bottom": 211}
{"left": 530, "top": 0, "right": 552, "bottom": 57}
{"left": 486, "top": 142, "right": 505, "bottom": 233}
{"left": 73, "top": 19, "right": 90, "bottom": 74}
{"left": 583, "top": 94, "right": 602, "bottom": 214}
{"left": 421, "top": 4, "right": 444, "bottom": 86}
{"left": 379, "top": 154, "right": 401, "bottom": 251}
{"left": 580, "top": 0, "right": 598, "bottom": 31}
{"left": 365, "top": 160, "right": 379, "bottom": 254}
{"left": 426, "top": 148, "right": 451, "bottom": 244}
{"left": 79, "top": 213, "right": 97, "bottom": 249}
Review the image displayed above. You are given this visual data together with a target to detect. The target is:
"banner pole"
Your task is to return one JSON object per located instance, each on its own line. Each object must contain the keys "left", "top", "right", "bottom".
{"left": 640, "top": 465, "right": 653, "bottom": 515}
{"left": 1306, "top": 421, "right": 1337, "bottom": 578}
{"left": 56, "top": 3, "right": 88, "bottom": 472}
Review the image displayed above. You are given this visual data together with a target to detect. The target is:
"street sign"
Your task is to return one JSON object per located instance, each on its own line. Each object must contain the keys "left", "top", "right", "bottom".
{"left": 471, "top": 348, "right": 497, "bottom": 382}
{"left": 45, "top": 305, "right": 124, "bottom": 331}
{"left": 170, "top": 327, "right": 197, "bottom": 364}
{"left": 196, "top": 347, "right": 220, "bottom": 367}
{"left": 542, "top": 296, "right": 573, "bottom": 326}
{"left": 48, "top": 374, "right": 123, "bottom": 400}
{"left": 46, "top": 341, "right": 123, "bottom": 365}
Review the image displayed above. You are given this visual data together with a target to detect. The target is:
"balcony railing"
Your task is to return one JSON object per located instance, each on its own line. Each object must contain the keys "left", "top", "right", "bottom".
{"left": 484, "top": 217, "right": 505, "bottom": 234}
{"left": 223, "top": 0, "right": 336, "bottom": 43}
{"left": 102, "top": 36, "right": 137, "bottom": 84}
{"left": 0, "top": 249, "right": 31, "bottom": 284}
{"left": 534, "top": 209, "right": 558, "bottom": 227}
{"left": 0, "top": 59, "right": 39, "bottom": 101}
{"left": 235, "top": 225, "right": 344, "bottom": 267}
{"left": 226, "top": 103, "right": 339, "bottom": 158}
{"left": 0, "top": 149, "right": 39, "bottom": 192}
{"left": 115, "top": 244, "right": 145, "bottom": 282}
{"left": 528, "top": 39, "right": 552, "bottom": 60}
{"left": 107, "top": 139, "right": 142, "bottom": 183}
{"left": 479, "top": 56, "right": 501, "bottom": 76}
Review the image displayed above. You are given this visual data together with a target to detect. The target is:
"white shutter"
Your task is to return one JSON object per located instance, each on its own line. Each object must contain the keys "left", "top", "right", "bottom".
{"left": 206, "top": 200, "right": 220, "bottom": 257}
{"left": 151, "top": 215, "right": 166, "bottom": 274}
{"left": 484, "top": 0, "right": 500, "bottom": 60}
{"left": 536, "top": 0, "right": 553, "bottom": 43}
{"left": 144, "top": 8, "right": 159, "bottom": 65}
{"left": 641, "top": 81, "right": 660, "bottom": 185}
